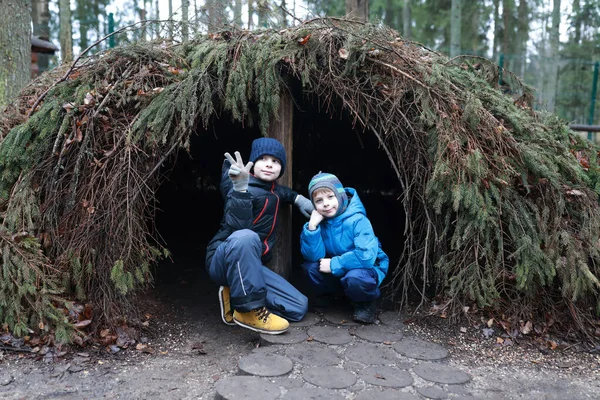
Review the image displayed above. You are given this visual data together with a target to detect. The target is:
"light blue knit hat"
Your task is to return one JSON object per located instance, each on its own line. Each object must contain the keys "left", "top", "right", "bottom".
{"left": 308, "top": 172, "right": 348, "bottom": 217}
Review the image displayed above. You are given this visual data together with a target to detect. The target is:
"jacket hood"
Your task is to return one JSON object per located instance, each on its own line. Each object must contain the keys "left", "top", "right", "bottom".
{"left": 325, "top": 188, "right": 365, "bottom": 224}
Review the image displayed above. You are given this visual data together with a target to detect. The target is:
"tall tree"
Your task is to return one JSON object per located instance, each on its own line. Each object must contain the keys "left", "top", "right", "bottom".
{"left": 346, "top": 0, "right": 368, "bottom": 22}
{"left": 234, "top": 0, "right": 242, "bottom": 27}
{"left": 512, "top": 0, "right": 529, "bottom": 77}
{"left": 59, "top": 0, "right": 73, "bottom": 62}
{"left": 248, "top": 0, "right": 254, "bottom": 29}
{"left": 168, "top": 0, "right": 173, "bottom": 39}
{"left": 31, "top": 0, "right": 51, "bottom": 73}
{"left": 182, "top": 0, "right": 189, "bottom": 41}
{"left": 502, "top": 0, "right": 514, "bottom": 70}
{"left": 0, "top": 0, "right": 31, "bottom": 107}
{"left": 257, "top": 0, "right": 268, "bottom": 27}
{"left": 403, "top": 0, "right": 412, "bottom": 39}
{"left": 545, "top": 0, "right": 561, "bottom": 112}
{"left": 450, "top": 0, "right": 461, "bottom": 56}
{"left": 492, "top": 0, "right": 501, "bottom": 61}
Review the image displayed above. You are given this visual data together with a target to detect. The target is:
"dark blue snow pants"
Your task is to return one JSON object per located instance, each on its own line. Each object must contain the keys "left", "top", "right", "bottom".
{"left": 208, "top": 229, "right": 308, "bottom": 322}
{"left": 302, "top": 261, "right": 380, "bottom": 302}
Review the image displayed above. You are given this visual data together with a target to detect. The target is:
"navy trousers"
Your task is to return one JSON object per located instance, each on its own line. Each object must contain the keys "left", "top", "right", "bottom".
{"left": 208, "top": 229, "right": 308, "bottom": 322}
{"left": 302, "top": 261, "right": 380, "bottom": 302}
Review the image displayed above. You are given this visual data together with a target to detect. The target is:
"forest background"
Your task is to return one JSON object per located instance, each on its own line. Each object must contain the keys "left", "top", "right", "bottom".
{"left": 1, "top": 0, "right": 599, "bottom": 134}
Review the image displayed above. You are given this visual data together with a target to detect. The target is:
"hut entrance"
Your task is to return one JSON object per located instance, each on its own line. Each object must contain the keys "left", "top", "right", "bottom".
{"left": 153, "top": 100, "right": 406, "bottom": 301}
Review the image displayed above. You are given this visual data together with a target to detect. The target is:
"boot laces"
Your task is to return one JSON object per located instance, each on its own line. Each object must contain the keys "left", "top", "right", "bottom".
{"left": 255, "top": 307, "right": 271, "bottom": 323}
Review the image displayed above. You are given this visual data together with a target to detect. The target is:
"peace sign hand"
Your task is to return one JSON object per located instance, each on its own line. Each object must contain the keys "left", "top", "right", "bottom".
{"left": 225, "top": 151, "right": 254, "bottom": 192}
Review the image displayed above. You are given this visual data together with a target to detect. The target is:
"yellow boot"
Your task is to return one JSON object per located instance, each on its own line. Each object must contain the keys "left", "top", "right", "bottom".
{"left": 218, "top": 286, "right": 235, "bottom": 326}
{"left": 233, "top": 307, "right": 289, "bottom": 335}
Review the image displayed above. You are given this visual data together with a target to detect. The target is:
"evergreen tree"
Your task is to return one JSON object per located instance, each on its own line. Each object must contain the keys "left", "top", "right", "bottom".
{"left": 0, "top": 0, "right": 31, "bottom": 107}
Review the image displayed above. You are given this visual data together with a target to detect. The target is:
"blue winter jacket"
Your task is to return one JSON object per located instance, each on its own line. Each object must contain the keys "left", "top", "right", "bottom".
{"left": 300, "top": 188, "right": 389, "bottom": 285}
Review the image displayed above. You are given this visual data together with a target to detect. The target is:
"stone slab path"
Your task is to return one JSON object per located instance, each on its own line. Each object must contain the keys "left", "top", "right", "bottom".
{"left": 215, "top": 309, "right": 481, "bottom": 400}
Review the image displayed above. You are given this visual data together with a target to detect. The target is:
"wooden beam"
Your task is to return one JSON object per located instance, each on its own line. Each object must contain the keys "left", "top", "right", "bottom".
{"left": 268, "top": 91, "right": 294, "bottom": 280}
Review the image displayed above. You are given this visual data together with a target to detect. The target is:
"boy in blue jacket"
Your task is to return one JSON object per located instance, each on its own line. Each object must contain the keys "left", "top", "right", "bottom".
{"left": 206, "top": 138, "right": 313, "bottom": 334}
{"left": 300, "top": 173, "right": 389, "bottom": 323}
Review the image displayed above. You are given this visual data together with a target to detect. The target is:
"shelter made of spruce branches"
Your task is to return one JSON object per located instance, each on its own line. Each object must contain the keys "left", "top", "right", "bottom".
{"left": 2, "top": 19, "right": 600, "bottom": 343}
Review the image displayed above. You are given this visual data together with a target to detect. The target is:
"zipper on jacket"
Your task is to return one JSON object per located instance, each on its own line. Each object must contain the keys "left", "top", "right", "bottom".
{"left": 262, "top": 183, "right": 279, "bottom": 255}
{"left": 253, "top": 199, "right": 269, "bottom": 225}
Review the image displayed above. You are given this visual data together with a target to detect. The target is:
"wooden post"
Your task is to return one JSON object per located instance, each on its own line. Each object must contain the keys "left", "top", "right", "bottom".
{"left": 268, "top": 91, "right": 293, "bottom": 280}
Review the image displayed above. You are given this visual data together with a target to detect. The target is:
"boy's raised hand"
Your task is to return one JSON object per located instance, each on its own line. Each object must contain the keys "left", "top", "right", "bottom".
{"left": 308, "top": 210, "right": 324, "bottom": 231}
{"left": 225, "top": 151, "right": 254, "bottom": 192}
{"left": 294, "top": 194, "right": 314, "bottom": 218}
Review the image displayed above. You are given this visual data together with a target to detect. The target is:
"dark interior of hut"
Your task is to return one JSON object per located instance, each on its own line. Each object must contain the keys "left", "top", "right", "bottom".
{"left": 153, "top": 94, "right": 406, "bottom": 306}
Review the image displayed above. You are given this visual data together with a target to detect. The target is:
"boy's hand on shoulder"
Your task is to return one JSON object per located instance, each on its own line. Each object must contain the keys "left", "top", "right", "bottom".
{"left": 225, "top": 151, "right": 253, "bottom": 192}
{"left": 319, "top": 258, "right": 331, "bottom": 273}
{"left": 294, "top": 194, "right": 314, "bottom": 218}
{"left": 308, "top": 210, "right": 324, "bottom": 231}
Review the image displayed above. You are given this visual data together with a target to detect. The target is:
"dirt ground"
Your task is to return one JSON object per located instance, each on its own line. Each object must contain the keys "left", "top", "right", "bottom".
{"left": 1, "top": 275, "right": 600, "bottom": 400}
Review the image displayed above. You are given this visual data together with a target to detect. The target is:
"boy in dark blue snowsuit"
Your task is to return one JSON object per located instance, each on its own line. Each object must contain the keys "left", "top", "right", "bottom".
{"left": 300, "top": 173, "right": 389, "bottom": 323}
{"left": 205, "top": 138, "right": 313, "bottom": 334}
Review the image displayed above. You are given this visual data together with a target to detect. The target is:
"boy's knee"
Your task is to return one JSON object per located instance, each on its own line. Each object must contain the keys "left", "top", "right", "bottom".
{"left": 342, "top": 269, "right": 377, "bottom": 291}
{"left": 227, "top": 229, "right": 260, "bottom": 245}
{"left": 302, "top": 261, "right": 320, "bottom": 275}
{"left": 288, "top": 293, "right": 308, "bottom": 322}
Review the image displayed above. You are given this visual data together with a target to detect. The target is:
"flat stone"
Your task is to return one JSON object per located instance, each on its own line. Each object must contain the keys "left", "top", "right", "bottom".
{"left": 303, "top": 367, "right": 357, "bottom": 389}
{"left": 378, "top": 311, "right": 404, "bottom": 328}
{"left": 267, "top": 377, "right": 304, "bottom": 390}
{"left": 359, "top": 366, "right": 413, "bottom": 387}
{"left": 290, "top": 312, "right": 321, "bottom": 327}
{"left": 393, "top": 337, "right": 448, "bottom": 360}
{"left": 413, "top": 363, "right": 471, "bottom": 384}
{"left": 351, "top": 325, "right": 404, "bottom": 343}
{"left": 260, "top": 329, "right": 307, "bottom": 345}
{"left": 285, "top": 344, "right": 341, "bottom": 366}
{"left": 322, "top": 310, "right": 361, "bottom": 326}
{"left": 238, "top": 352, "right": 293, "bottom": 377}
{"left": 307, "top": 326, "right": 353, "bottom": 345}
{"left": 215, "top": 376, "right": 280, "bottom": 400}
{"left": 282, "top": 387, "right": 345, "bottom": 400}
{"left": 345, "top": 343, "right": 399, "bottom": 365}
{"left": 417, "top": 385, "right": 447, "bottom": 399}
{"left": 354, "top": 389, "right": 419, "bottom": 400}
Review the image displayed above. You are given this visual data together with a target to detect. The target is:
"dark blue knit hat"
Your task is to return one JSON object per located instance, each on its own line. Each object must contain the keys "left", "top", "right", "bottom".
{"left": 249, "top": 138, "right": 287, "bottom": 176}
{"left": 308, "top": 172, "right": 348, "bottom": 217}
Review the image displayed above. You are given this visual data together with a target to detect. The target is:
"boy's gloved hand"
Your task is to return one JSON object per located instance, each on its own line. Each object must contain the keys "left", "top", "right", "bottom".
{"left": 294, "top": 194, "right": 314, "bottom": 218}
{"left": 225, "top": 151, "right": 254, "bottom": 192}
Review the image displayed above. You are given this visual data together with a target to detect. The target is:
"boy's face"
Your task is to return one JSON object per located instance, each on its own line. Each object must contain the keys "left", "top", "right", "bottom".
{"left": 312, "top": 189, "right": 339, "bottom": 218}
{"left": 253, "top": 155, "right": 282, "bottom": 182}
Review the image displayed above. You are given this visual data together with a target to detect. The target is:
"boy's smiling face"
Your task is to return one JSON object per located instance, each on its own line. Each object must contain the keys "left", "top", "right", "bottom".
{"left": 253, "top": 155, "right": 282, "bottom": 182}
{"left": 312, "top": 188, "right": 339, "bottom": 218}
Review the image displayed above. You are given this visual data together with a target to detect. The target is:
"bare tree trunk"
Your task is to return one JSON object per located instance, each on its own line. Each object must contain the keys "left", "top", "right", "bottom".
{"left": 248, "top": 0, "right": 254, "bottom": 30}
{"left": 182, "top": 0, "right": 189, "bottom": 41}
{"left": 345, "top": 0, "right": 368, "bottom": 22}
{"left": 168, "top": 0, "right": 173, "bottom": 39}
{"left": 31, "top": 0, "right": 51, "bottom": 73}
{"left": 403, "top": 0, "right": 411, "bottom": 39}
{"left": 234, "top": 0, "right": 242, "bottom": 28}
{"left": 502, "top": 0, "right": 513, "bottom": 70}
{"left": 545, "top": 0, "right": 561, "bottom": 112}
{"left": 140, "top": 7, "right": 147, "bottom": 41}
{"left": 492, "top": 0, "right": 500, "bottom": 61}
{"left": 59, "top": 0, "right": 73, "bottom": 62}
{"left": 450, "top": 0, "right": 461, "bottom": 57}
{"left": 0, "top": 0, "right": 31, "bottom": 106}
{"left": 280, "top": 0, "right": 287, "bottom": 28}
{"left": 257, "top": 0, "right": 268, "bottom": 28}
{"left": 513, "top": 0, "right": 529, "bottom": 78}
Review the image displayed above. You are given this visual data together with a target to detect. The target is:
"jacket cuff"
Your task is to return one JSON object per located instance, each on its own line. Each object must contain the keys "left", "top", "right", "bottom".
{"left": 330, "top": 257, "right": 343, "bottom": 277}
{"left": 302, "top": 222, "right": 321, "bottom": 235}
{"left": 231, "top": 190, "right": 252, "bottom": 199}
